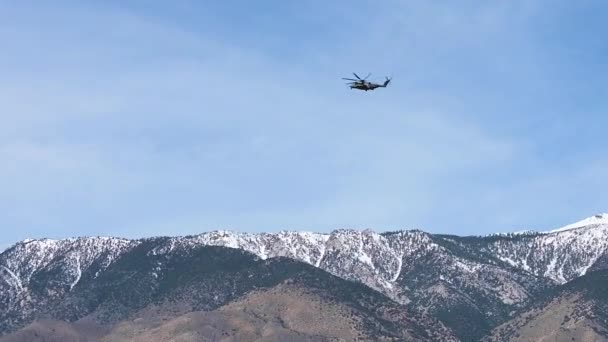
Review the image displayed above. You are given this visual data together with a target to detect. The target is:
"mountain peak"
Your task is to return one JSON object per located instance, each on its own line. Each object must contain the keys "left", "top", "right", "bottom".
{"left": 548, "top": 213, "right": 608, "bottom": 233}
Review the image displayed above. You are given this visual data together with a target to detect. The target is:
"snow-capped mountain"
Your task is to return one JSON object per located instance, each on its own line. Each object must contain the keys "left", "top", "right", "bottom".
{"left": 2, "top": 214, "right": 608, "bottom": 340}
{"left": 473, "top": 215, "right": 608, "bottom": 284}
{"left": 548, "top": 213, "right": 608, "bottom": 233}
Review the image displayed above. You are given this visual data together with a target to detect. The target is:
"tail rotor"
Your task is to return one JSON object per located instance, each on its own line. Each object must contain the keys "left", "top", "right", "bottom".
{"left": 383, "top": 76, "right": 391, "bottom": 87}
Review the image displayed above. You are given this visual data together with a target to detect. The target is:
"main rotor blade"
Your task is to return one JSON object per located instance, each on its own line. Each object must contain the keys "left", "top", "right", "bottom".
{"left": 353, "top": 72, "right": 361, "bottom": 80}
{"left": 342, "top": 78, "right": 358, "bottom": 81}
{"left": 363, "top": 73, "right": 371, "bottom": 80}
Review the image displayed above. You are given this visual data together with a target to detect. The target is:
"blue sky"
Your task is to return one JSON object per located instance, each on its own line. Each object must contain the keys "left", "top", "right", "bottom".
{"left": 1, "top": 1, "right": 607, "bottom": 248}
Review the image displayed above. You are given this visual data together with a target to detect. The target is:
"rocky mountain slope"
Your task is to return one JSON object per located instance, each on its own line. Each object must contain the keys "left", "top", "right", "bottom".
{"left": 0, "top": 243, "right": 455, "bottom": 341}
{"left": 484, "top": 269, "right": 608, "bottom": 341}
{"left": 1, "top": 214, "right": 608, "bottom": 340}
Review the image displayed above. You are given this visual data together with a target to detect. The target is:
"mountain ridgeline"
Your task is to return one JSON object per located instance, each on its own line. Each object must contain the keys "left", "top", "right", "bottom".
{"left": 2, "top": 214, "right": 608, "bottom": 341}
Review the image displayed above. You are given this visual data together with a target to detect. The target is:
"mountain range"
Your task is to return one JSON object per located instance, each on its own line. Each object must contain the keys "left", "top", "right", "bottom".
{"left": 2, "top": 214, "right": 608, "bottom": 341}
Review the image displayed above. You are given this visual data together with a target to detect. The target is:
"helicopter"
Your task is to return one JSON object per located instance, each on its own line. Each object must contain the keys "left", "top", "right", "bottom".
{"left": 342, "top": 73, "right": 391, "bottom": 91}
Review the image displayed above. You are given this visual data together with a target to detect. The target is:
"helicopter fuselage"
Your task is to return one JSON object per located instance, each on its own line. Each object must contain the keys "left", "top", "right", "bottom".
{"left": 350, "top": 82, "right": 383, "bottom": 91}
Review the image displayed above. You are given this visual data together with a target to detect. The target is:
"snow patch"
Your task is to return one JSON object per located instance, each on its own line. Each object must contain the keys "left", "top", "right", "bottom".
{"left": 1, "top": 266, "right": 24, "bottom": 292}
{"left": 455, "top": 259, "right": 480, "bottom": 273}
{"left": 315, "top": 243, "right": 326, "bottom": 267}
{"left": 497, "top": 256, "right": 518, "bottom": 268}
{"left": 69, "top": 256, "right": 82, "bottom": 290}
{"left": 390, "top": 253, "right": 403, "bottom": 282}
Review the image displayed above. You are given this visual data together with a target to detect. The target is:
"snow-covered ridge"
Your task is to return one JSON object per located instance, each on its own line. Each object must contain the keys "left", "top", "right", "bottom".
{"left": 1, "top": 229, "right": 430, "bottom": 306}
{"left": 484, "top": 230, "right": 539, "bottom": 237}
{"left": 485, "top": 215, "right": 608, "bottom": 284}
{"left": 0, "top": 237, "right": 136, "bottom": 292}
{"left": 479, "top": 214, "right": 608, "bottom": 237}
{"left": 547, "top": 213, "right": 608, "bottom": 233}
{"left": 164, "top": 230, "right": 331, "bottom": 267}
{"left": 2, "top": 214, "right": 608, "bottom": 320}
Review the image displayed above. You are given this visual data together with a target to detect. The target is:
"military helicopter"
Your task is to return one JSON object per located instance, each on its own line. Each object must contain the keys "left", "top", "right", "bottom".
{"left": 342, "top": 72, "right": 391, "bottom": 91}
